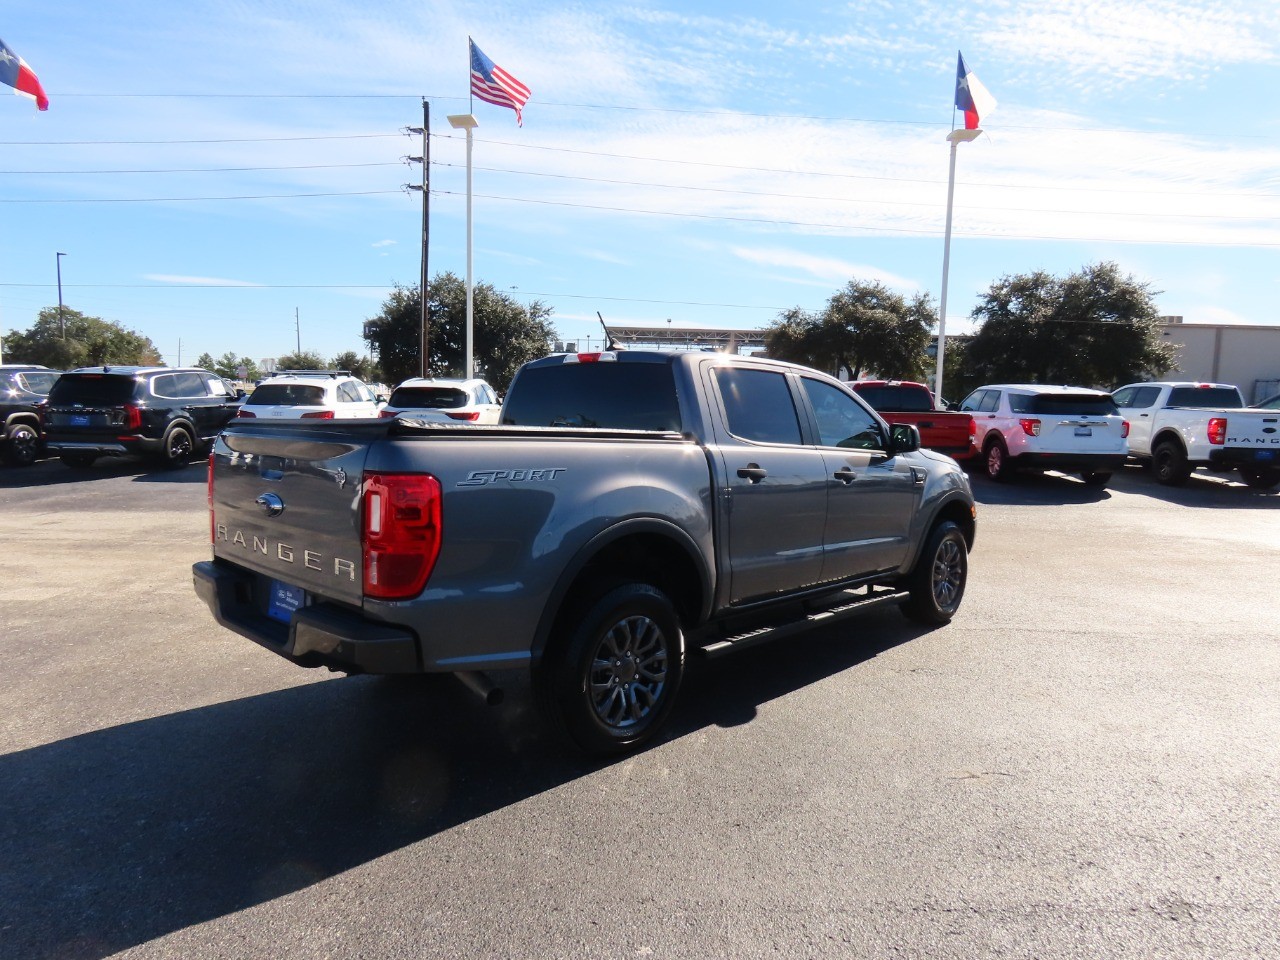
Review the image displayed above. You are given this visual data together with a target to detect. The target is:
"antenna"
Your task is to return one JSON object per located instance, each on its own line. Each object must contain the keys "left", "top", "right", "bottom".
{"left": 597, "top": 311, "right": 623, "bottom": 351}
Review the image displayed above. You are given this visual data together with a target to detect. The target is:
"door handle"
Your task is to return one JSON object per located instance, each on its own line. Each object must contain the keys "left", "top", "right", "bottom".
{"left": 736, "top": 463, "right": 767, "bottom": 483}
{"left": 833, "top": 467, "right": 857, "bottom": 485}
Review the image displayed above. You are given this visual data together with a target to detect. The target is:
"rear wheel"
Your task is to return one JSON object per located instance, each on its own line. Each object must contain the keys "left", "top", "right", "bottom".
{"left": 536, "top": 582, "right": 684, "bottom": 757}
{"left": 159, "top": 426, "right": 194, "bottom": 469}
{"left": 1152, "top": 440, "right": 1192, "bottom": 486}
{"left": 1080, "top": 471, "right": 1111, "bottom": 487}
{"left": 2, "top": 422, "right": 40, "bottom": 466}
{"left": 984, "top": 438, "right": 1012, "bottom": 481}
{"left": 60, "top": 453, "right": 97, "bottom": 470}
{"left": 901, "top": 521, "right": 969, "bottom": 626}
{"left": 1239, "top": 467, "right": 1280, "bottom": 490}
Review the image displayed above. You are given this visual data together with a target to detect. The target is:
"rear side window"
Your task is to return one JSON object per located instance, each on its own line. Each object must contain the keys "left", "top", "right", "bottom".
{"left": 1027, "top": 394, "right": 1119, "bottom": 416}
{"left": 1168, "top": 387, "right": 1244, "bottom": 408}
{"left": 854, "top": 385, "right": 932, "bottom": 412}
{"left": 152, "top": 372, "right": 208, "bottom": 399}
{"left": 389, "top": 386, "right": 468, "bottom": 409}
{"left": 714, "top": 367, "right": 802, "bottom": 445}
{"left": 16, "top": 371, "right": 59, "bottom": 394}
{"left": 246, "top": 384, "right": 326, "bottom": 406}
{"left": 503, "top": 362, "right": 682, "bottom": 431}
{"left": 48, "top": 374, "right": 137, "bottom": 406}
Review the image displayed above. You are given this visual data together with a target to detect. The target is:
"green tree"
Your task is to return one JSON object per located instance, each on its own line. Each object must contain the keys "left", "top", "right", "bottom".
{"left": 364, "top": 272, "right": 555, "bottom": 391}
{"left": 209, "top": 352, "right": 260, "bottom": 381}
{"left": 4, "top": 306, "right": 163, "bottom": 368}
{"left": 966, "top": 262, "right": 1176, "bottom": 388}
{"left": 764, "top": 281, "right": 934, "bottom": 380}
{"left": 195, "top": 351, "right": 218, "bottom": 371}
{"left": 331, "top": 350, "right": 379, "bottom": 383}
{"left": 275, "top": 350, "right": 328, "bottom": 372}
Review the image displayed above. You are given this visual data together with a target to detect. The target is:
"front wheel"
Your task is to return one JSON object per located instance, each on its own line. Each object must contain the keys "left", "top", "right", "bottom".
{"left": 1239, "top": 467, "right": 1280, "bottom": 491}
{"left": 2, "top": 422, "right": 40, "bottom": 466}
{"left": 1152, "top": 440, "right": 1192, "bottom": 486}
{"left": 536, "top": 582, "right": 684, "bottom": 757}
{"left": 901, "top": 521, "right": 969, "bottom": 626}
{"left": 1080, "top": 471, "right": 1111, "bottom": 487}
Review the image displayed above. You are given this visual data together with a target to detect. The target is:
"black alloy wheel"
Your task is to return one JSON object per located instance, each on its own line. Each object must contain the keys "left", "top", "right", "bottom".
{"left": 2, "top": 423, "right": 40, "bottom": 466}
{"left": 901, "top": 520, "right": 968, "bottom": 626}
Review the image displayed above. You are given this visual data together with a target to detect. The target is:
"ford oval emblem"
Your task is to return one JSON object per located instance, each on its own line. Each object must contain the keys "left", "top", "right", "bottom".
{"left": 255, "top": 492, "right": 285, "bottom": 518}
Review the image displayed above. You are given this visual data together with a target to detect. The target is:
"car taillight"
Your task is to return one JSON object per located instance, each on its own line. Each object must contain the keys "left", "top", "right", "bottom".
{"left": 123, "top": 403, "right": 143, "bottom": 431}
{"left": 379, "top": 410, "right": 397, "bottom": 419}
{"left": 564, "top": 352, "right": 617, "bottom": 363}
{"left": 362, "top": 472, "right": 442, "bottom": 600}
{"left": 966, "top": 415, "right": 976, "bottom": 443}
{"left": 1122, "top": 419, "right": 1130, "bottom": 438}
{"left": 236, "top": 409, "right": 256, "bottom": 418}
{"left": 445, "top": 410, "right": 481, "bottom": 421}
{"left": 301, "top": 410, "right": 335, "bottom": 419}
{"left": 1207, "top": 418, "right": 1227, "bottom": 445}
{"left": 1018, "top": 418, "right": 1041, "bottom": 437}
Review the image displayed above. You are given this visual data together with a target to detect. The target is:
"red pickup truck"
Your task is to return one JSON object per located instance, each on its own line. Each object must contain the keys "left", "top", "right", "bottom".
{"left": 850, "top": 380, "right": 976, "bottom": 462}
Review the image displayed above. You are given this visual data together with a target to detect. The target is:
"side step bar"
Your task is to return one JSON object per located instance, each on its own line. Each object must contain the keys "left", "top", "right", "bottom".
{"left": 697, "top": 585, "right": 909, "bottom": 659}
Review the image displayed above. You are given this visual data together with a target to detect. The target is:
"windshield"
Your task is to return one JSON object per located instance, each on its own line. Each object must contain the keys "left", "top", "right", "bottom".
{"left": 503, "top": 361, "right": 681, "bottom": 431}
{"left": 1168, "top": 386, "right": 1244, "bottom": 408}
{"left": 246, "top": 384, "right": 326, "bottom": 406}
{"left": 854, "top": 385, "right": 933, "bottom": 412}
{"left": 388, "top": 386, "right": 468, "bottom": 409}
{"left": 47, "top": 374, "right": 137, "bottom": 406}
{"left": 1025, "top": 394, "right": 1119, "bottom": 416}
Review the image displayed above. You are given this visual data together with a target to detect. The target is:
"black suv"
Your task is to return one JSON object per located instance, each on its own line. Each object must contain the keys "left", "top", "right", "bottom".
{"left": 1, "top": 364, "right": 63, "bottom": 466}
{"left": 44, "top": 366, "right": 241, "bottom": 470}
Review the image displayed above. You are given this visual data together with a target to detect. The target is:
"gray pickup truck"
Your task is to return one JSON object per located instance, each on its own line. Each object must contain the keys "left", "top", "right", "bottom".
{"left": 194, "top": 350, "right": 976, "bottom": 754}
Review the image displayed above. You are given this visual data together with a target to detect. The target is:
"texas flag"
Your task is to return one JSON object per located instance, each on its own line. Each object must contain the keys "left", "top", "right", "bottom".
{"left": 0, "top": 36, "right": 48, "bottom": 111}
{"left": 954, "top": 52, "right": 995, "bottom": 130}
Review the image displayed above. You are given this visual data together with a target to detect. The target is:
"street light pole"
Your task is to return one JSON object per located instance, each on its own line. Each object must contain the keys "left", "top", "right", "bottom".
{"left": 935, "top": 128, "right": 981, "bottom": 403}
{"left": 447, "top": 113, "right": 478, "bottom": 379}
{"left": 56, "top": 251, "right": 66, "bottom": 339}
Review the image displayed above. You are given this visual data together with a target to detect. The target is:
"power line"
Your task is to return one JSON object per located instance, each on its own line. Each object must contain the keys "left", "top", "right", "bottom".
{"left": 0, "top": 133, "right": 401, "bottom": 146}
{"left": 0, "top": 189, "right": 403, "bottom": 204}
{"left": 0, "top": 161, "right": 402, "bottom": 175}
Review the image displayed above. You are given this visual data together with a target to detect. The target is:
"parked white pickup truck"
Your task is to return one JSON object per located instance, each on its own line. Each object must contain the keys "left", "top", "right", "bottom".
{"left": 1112, "top": 381, "right": 1280, "bottom": 489}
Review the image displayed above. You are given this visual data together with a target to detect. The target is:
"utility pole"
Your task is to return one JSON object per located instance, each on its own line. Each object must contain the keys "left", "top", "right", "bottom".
{"left": 405, "top": 101, "right": 430, "bottom": 378}
{"left": 295, "top": 307, "right": 301, "bottom": 356}
{"left": 56, "top": 251, "right": 66, "bottom": 339}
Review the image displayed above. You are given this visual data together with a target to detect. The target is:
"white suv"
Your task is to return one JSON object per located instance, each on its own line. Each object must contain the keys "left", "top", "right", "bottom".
{"left": 959, "top": 384, "right": 1129, "bottom": 486}
{"left": 237, "top": 371, "right": 382, "bottom": 420}
{"left": 379, "top": 377, "right": 501, "bottom": 424}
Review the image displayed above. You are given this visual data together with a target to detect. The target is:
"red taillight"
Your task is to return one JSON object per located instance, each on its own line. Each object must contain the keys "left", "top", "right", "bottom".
{"left": 207, "top": 455, "right": 215, "bottom": 543}
{"left": 445, "top": 410, "right": 481, "bottom": 421}
{"left": 1208, "top": 417, "right": 1227, "bottom": 445}
{"left": 379, "top": 410, "right": 397, "bottom": 419}
{"left": 1018, "top": 418, "right": 1041, "bottom": 437}
{"left": 301, "top": 410, "right": 335, "bottom": 419}
{"left": 1122, "top": 419, "right": 1131, "bottom": 438}
{"left": 362, "top": 473, "right": 442, "bottom": 600}
{"left": 123, "top": 402, "right": 143, "bottom": 431}
{"left": 236, "top": 409, "right": 256, "bottom": 418}
{"left": 966, "top": 415, "right": 976, "bottom": 443}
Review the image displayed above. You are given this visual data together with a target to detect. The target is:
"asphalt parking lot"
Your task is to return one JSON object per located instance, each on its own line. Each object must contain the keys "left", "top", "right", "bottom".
{"left": 1, "top": 457, "right": 1277, "bottom": 959}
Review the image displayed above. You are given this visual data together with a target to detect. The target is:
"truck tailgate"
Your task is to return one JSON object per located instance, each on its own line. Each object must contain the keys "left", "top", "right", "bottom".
{"left": 210, "top": 421, "right": 383, "bottom": 606}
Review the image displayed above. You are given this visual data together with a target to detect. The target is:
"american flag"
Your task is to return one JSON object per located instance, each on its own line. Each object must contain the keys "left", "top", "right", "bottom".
{"left": 469, "top": 39, "right": 530, "bottom": 126}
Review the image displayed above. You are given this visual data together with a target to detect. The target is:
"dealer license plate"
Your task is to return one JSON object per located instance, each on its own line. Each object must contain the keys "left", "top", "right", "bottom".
{"left": 267, "top": 580, "right": 307, "bottom": 623}
{"left": 70, "top": 414, "right": 90, "bottom": 427}
{"left": 1256, "top": 450, "right": 1275, "bottom": 461}
{"left": 1074, "top": 426, "right": 1092, "bottom": 436}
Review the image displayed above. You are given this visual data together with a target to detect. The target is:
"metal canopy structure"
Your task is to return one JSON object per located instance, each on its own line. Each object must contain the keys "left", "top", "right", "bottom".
{"left": 600, "top": 325, "right": 768, "bottom": 354}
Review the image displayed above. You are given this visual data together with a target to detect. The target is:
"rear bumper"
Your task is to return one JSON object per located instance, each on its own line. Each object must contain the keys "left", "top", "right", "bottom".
{"left": 1208, "top": 448, "right": 1280, "bottom": 469}
{"left": 1009, "top": 452, "right": 1127, "bottom": 472}
{"left": 46, "top": 436, "right": 163, "bottom": 457}
{"left": 192, "top": 559, "right": 421, "bottom": 673}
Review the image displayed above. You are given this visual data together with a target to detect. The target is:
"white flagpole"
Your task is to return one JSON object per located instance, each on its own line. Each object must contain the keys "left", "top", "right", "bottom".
{"left": 935, "top": 127, "right": 981, "bottom": 403}
{"left": 447, "top": 113, "right": 480, "bottom": 379}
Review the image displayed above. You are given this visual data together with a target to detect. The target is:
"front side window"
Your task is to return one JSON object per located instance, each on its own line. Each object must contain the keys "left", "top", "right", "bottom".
{"left": 714, "top": 368, "right": 802, "bottom": 445}
{"left": 337, "top": 382, "right": 361, "bottom": 403}
{"left": 960, "top": 390, "right": 989, "bottom": 412}
{"left": 801, "top": 378, "right": 884, "bottom": 450}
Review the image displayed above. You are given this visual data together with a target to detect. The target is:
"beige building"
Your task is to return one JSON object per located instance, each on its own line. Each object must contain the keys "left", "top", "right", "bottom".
{"left": 1157, "top": 318, "right": 1280, "bottom": 403}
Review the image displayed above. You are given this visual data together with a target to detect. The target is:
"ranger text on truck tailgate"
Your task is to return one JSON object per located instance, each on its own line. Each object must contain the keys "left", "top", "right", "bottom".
{"left": 194, "top": 351, "right": 977, "bottom": 755}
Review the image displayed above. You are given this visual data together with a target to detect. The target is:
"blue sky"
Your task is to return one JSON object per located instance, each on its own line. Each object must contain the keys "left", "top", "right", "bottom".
{"left": 2, "top": 0, "right": 1279, "bottom": 370}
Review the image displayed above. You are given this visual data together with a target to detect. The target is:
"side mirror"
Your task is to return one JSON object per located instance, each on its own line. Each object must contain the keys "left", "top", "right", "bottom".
{"left": 889, "top": 423, "right": 921, "bottom": 454}
{"left": 377, "top": 394, "right": 389, "bottom": 404}
{"left": 235, "top": 389, "right": 247, "bottom": 400}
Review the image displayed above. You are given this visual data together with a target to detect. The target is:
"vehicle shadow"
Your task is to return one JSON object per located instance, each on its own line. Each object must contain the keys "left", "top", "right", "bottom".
{"left": 964, "top": 465, "right": 1113, "bottom": 507}
{"left": 1107, "top": 463, "right": 1279, "bottom": 508}
{"left": 0, "top": 457, "right": 208, "bottom": 488}
{"left": 0, "top": 611, "right": 919, "bottom": 960}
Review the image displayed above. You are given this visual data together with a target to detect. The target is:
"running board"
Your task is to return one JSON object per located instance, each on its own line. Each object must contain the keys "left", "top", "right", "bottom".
{"left": 697, "top": 585, "right": 909, "bottom": 659}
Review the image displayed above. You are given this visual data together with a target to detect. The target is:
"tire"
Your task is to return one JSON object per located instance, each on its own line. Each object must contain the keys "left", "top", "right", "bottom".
{"left": 536, "top": 582, "right": 684, "bottom": 757}
{"left": 901, "top": 521, "right": 969, "bottom": 626}
{"left": 60, "top": 453, "right": 97, "bottom": 470}
{"left": 984, "top": 438, "right": 1012, "bottom": 482}
{"left": 1152, "top": 440, "right": 1192, "bottom": 486}
{"left": 1080, "top": 471, "right": 1111, "bottom": 487}
{"left": 1239, "top": 467, "right": 1280, "bottom": 491}
{"left": 2, "top": 422, "right": 40, "bottom": 467}
{"left": 158, "top": 426, "right": 194, "bottom": 469}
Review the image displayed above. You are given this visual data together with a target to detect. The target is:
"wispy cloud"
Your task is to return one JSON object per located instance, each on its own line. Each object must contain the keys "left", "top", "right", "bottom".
{"left": 731, "top": 247, "right": 919, "bottom": 290}
{"left": 144, "top": 275, "right": 264, "bottom": 287}
{"left": 371, "top": 240, "right": 396, "bottom": 248}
